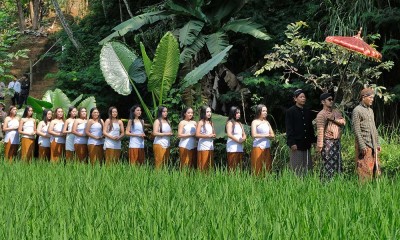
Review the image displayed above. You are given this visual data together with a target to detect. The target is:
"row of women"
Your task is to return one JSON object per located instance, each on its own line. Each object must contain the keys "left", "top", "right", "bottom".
{"left": 3, "top": 104, "right": 275, "bottom": 174}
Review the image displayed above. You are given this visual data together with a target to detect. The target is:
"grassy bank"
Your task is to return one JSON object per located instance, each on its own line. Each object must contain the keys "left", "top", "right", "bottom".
{"left": 0, "top": 162, "right": 399, "bottom": 239}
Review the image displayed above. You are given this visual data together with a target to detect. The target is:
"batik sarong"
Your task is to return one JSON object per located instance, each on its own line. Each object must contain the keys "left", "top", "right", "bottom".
{"left": 321, "top": 139, "right": 342, "bottom": 179}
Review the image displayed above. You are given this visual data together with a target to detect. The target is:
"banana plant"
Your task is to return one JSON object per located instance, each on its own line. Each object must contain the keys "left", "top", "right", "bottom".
{"left": 27, "top": 88, "right": 96, "bottom": 118}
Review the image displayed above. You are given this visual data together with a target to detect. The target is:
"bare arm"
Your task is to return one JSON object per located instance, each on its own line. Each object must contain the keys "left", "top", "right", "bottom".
{"left": 153, "top": 119, "right": 172, "bottom": 136}
{"left": 226, "top": 122, "right": 241, "bottom": 143}
{"left": 178, "top": 121, "right": 192, "bottom": 138}
{"left": 102, "top": 119, "right": 113, "bottom": 138}
{"left": 118, "top": 120, "right": 125, "bottom": 139}
{"left": 72, "top": 120, "right": 84, "bottom": 137}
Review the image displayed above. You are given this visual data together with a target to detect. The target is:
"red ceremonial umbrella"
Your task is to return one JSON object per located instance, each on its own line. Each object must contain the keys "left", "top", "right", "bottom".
{"left": 325, "top": 28, "right": 382, "bottom": 61}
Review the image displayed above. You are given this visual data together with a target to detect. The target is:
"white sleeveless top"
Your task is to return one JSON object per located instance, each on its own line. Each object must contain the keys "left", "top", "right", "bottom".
{"left": 65, "top": 121, "right": 75, "bottom": 151}
{"left": 74, "top": 122, "right": 88, "bottom": 144}
{"left": 129, "top": 120, "right": 144, "bottom": 148}
{"left": 51, "top": 122, "right": 65, "bottom": 143}
{"left": 88, "top": 122, "right": 104, "bottom": 145}
{"left": 38, "top": 123, "right": 50, "bottom": 148}
{"left": 252, "top": 122, "right": 271, "bottom": 149}
{"left": 153, "top": 122, "right": 171, "bottom": 148}
{"left": 104, "top": 122, "right": 121, "bottom": 149}
{"left": 227, "top": 122, "right": 244, "bottom": 153}
{"left": 179, "top": 122, "right": 196, "bottom": 150}
{"left": 22, "top": 120, "right": 35, "bottom": 139}
{"left": 4, "top": 118, "right": 19, "bottom": 144}
{"left": 197, "top": 122, "right": 214, "bottom": 151}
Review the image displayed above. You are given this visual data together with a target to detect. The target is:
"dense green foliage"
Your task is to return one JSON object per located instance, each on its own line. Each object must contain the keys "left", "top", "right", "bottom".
{"left": 1, "top": 162, "right": 400, "bottom": 238}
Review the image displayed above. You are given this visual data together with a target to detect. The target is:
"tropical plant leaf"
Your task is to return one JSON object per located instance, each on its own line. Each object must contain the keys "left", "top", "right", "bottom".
{"left": 166, "top": 0, "right": 208, "bottom": 22}
{"left": 100, "top": 42, "right": 135, "bottom": 96}
{"left": 179, "top": 20, "right": 204, "bottom": 47}
{"left": 212, "top": 113, "right": 228, "bottom": 139}
{"left": 129, "top": 58, "right": 147, "bottom": 84}
{"left": 206, "top": 32, "right": 229, "bottom": 57}
{"left": 203, "top": 0, "right": 246, "bottom": 26}
{"left": 222, "top": 18, "right": 271, "bottom": 40}
{"left": 140, "top": 42, "right": 152, "bottom": 77}
{"left": 70, "top": 94, "right": 83, "bottom": 107}
{"left": 27, "top": 96, "right": 53, "bottom": 117}
{"left": 180, "top": 34, "right": 206, "bottom": 63}
{"left": 51, "top": 89, "right": 71, "bottom": 115}
{"left": 99, "top": 11, "right": 173, "bottom": 44}
{"left": 148, "top": 32, "right": 180, "bottom": 105}
{"left": 42, "top": 90, "right": 53, "bottom": 103}
{"left": 181, "top": 45, "right": 232, "bottom": 89}
{"left": 78, "top": 96, "right": 96, "bottom": 115}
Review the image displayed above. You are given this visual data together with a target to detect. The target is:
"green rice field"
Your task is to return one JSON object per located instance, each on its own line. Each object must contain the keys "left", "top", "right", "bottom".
{"left": 0, "top": 161, "right": 399, "bottom": 239}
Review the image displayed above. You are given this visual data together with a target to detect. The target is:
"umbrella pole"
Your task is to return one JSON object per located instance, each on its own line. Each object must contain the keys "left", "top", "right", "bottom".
{"left": 334, "top": 53, "right": 353, "bottom": 104}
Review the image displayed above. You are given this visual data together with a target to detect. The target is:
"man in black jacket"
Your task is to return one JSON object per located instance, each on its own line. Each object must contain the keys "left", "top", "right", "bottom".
{"left": 285, "top": 89, "right": 316, "bottom": 176}
{"left": 19, "top": 75, "right": 30, "bottom": 108}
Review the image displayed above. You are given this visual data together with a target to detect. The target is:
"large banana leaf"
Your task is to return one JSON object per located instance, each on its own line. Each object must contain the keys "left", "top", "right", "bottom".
{"left": 203, "top": 0, "right": 246, "bottom": 26}
{"left": 148, "top": 32, "right": 180, "bottom": 105}
{"left": 139, "top": 42, "right": 152, "bottom": 77}
{"left": 212, "top": 113, "right": 228, "bottom": 139}
{"left": 128, "top": 58, "right": 146, "bottom": 84}
{"left": 179, "top": 20, "right": 204, "bottom": 47}
{"left": 180, "top": 34, "right": 206, "bottom": 63}
{"left": 42, "top": 89, "right": 53, "bottom": 102}
{"left": 222, "top": 18, "right": 271, "bottom": 41}
{"left": 100, "top": 42, "right": 135, "bottom": 96}
{"left": 27, "top": 96, "right": 53, "bottom": 117}
{"left": 52, "top": 89, "right": 71, "bottom": 115}
{"left": 99, "top": 11, "right": 173, "bottom": 44}
{"left": 166, "top": 0, "right": 208, "bottom": 22}
{"left": 78, "top": 96, "right": 96, "bottom": 115}
{"left": 70, "top": 94, "right": 83, "bottom": 107}
{"left": 181, "top": 45, "right": 232, "bottom": 89}
{"left": 205, "top": 32, "right": 229, "bottom": 57}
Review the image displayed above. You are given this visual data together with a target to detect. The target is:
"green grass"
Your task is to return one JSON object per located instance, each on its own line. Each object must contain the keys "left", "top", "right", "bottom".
{"left": 1, "top": 162, "right": 399, "bottom": 239}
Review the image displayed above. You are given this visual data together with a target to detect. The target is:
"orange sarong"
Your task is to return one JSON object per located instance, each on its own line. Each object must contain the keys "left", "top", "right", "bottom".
{"left": 105, "top": 148, "right": 121, "bottom": 165}
{"left": 21, "top": 138, "right": 35, "bottom": 162}
{"left": 153, "top": 144, "right": 170, "bottom": 169}
{"left": 179, "top": 147, "right": 197, "bottom": 169}
{"left": 227, "top": 152, "right": 243, "bottom": 171}
{"left": 4, "top": 141, "right": 18, "bottom": 162}
{"left": 88, "top": 144, "right": 104, "bottom": 165}
{"left": 129, "top": 148, "right": 145, "bottom": 165}
{"left": 197, "top": 150, "right": 213, "bottom": 171}
{"left": 74, "top": 144, "right": 88, "bottom": 163}
{"left": 356, "top": 145, "right": 381, "bottom": 181}
{"left": 38, "top": 146, "right": 50, "bottom": 161}
{"left": 65, "top": 150, "right": 75, "bottom": 162}
{"left": 50, "top": 141, "right": 65, "bottom": 163}
{"left": 251, "top": 147, "right": 272, "bottom": 175}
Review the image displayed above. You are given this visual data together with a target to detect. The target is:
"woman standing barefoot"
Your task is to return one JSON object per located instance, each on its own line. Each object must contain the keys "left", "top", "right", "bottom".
{"left": 196, "top": 106, "right": 216, "bottom": 171}
{"left": 37, "top": 109, "right": 52, "bottom": 160}
{"left": 3, "top": 106, "right": 20, "bottom": 161}
{"left": 226, "top": 106, "right": 246, "bottom": 171}
{"left": 62, "top": 106, "right": 77, "bottom": 161}
{"left": 18, "top": 106, "right": 36, "bottom": 162}
{"left": 178, "top": 107, "right": 197, "bottom": 169}
{"left": 48, "top": 107, "right": 66, "bottom": 162}
{"left": 153, "top": 106, "right": 173, "bottom": 169}
{"left": 126, "top": 105, "right": 146, "bottom": 165}
{"left": 72, "top": 107, "right": 88, "bottom": 162}
{"left": 251, "top": 104, "right": 275, "bottom": 175}
{"left": 103, "top": 107, "right": 124, "bottom": 164}
{"left": 85, "top": 107, "right": 104, "bottom": 165}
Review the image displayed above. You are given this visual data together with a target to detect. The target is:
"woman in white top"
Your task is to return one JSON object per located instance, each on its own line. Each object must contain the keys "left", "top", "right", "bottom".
{"left": 196, "top": 106, "right": 216, "bottom": 171}
{"left": 18, "top": 106, "right": 36, "bottom": 162}
{"left": 153, "top": 106, "right": 173, "bottom": 169}
{"left": 103, "top": 106, "right": 124, "bottom": 164}
{"left": 226, "top": 106, "right": 247, "bottom": 171}
{"left": 72, "top": 107, "right": 88, "bottom": 162}
{"left": 126, "top": 105, "right": 146, "bottom": 165}
{"left": 48, "top": 107, "right": 66, "bottom": 162}
{"left": 37, "top": 109, "right": 53, "bottom": 160}
{"left": 251, "top": 104, "right": 275, "bottom": 175}
{"left": 3, "top": 105, "right": 20, "bottom": 161}
{"left": 62, "top": 106, "right": 77, "bottom": 161}
{"left": 85, "top": 107, "right": 104, "bottom": 165}
{"left": 178, "top": 107, "right": 197, "bottom": 169}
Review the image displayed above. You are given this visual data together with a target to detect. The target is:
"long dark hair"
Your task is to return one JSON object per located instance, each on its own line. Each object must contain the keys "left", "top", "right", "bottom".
{"left": 42, "top": 109, "right": 52, "bottom": 124}
{"left": 107, "top": 106, "right": 118, "bottom": 131}
{"left": 254, "top": 104, "right": 267, "bottom": 120}
{"left": 226, "top": 106, "right": 240, "bottom": 133}
{"left": 129, "top": 104, "right": 143, "bottom": 131}
{"left": 156, "top": 106, "right": 169, "bottom": 133}
{"left": 22, "top": 105, "right": 33, "bottom": 118}
{"left": 180, "top": 107, "right": 193, "bottom": 120}
{"left": 67, "top": 106, "right": 77, "bottom": 119}
{"left": 89, "top": 107, "right": 103, "bottom": 127}
{"left": 199, "top": 106, "right": 212, "bottom": 131}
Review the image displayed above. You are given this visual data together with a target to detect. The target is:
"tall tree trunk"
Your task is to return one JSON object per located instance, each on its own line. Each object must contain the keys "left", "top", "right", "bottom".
{"left": 118, "top": 0, "right": 126, "bottom": 43}
{"left": 32, "top": 0, "right": 42, "bottom": 30}
{"left": 122, "top": 0, "right": 133, "bottom": 18}
{"left": 51, "top": 0, "right": 82, "bottom": 50}
{"left": 15, "top": 0, "right": 26, "bottom": 31}
{"left": 101, "top": 0, "right": 107, "bottom": 19}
